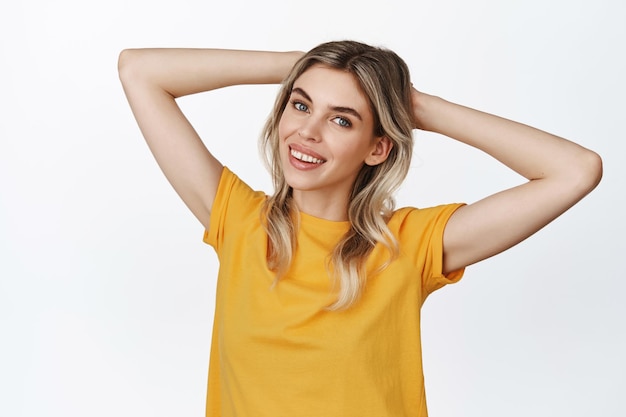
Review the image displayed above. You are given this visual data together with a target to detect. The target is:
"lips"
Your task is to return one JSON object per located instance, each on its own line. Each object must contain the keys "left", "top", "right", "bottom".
{"left": 288, "top": 144, "right": 327, "bottom": 167}
{"left": 290, "top": 148, "right": 324, "bottom": 164}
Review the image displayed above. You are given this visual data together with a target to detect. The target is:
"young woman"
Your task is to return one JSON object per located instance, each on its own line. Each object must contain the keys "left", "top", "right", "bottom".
{"left": 118, "top": 41, "right": 602, "bottom": 416}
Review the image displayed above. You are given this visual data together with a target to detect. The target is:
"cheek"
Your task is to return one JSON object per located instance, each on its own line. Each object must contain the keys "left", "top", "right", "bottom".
{"left": 277, "top": 120, "right": 290, "bottom": 155}
{"left": 277, "top": 112, "right": 291, "bottom": 136}
{"left": 277, "top": 119, "right": 287, "bottom": 141}
{"left": 278, "top": 111, "right": 301, "bottom": 140}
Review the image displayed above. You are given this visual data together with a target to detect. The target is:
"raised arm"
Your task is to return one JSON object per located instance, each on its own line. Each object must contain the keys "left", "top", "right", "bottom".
{"left": 410, "top": 89, "right": 603, "bottom": 274}
{"left": 118, "top": 48, "right": 303, "bottom": 229}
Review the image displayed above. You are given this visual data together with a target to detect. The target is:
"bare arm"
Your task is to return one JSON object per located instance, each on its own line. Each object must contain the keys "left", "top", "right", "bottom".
{"left": 410, "top": 89, "right": 603, "bottom": 274}
{"left": 118, "top": 48, "right": 303, "bottom": 229}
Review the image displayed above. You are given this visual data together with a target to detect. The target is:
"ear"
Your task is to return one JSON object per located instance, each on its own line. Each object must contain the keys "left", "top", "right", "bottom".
{"left": 365, "top": 136, "right": 393, "bottom": 166}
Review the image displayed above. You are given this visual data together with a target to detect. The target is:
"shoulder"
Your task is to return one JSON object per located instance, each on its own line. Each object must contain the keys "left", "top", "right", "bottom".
{"left": 213, "top": 166, "right": 268, "bottom": 211}
{"left": 388, "top": 204, "right": 465, "bottom": 236}
{"left": 386, "top": 204, "right": 465, "bottom": 253}
{"left": 385, "top": 204, "right": 466, "bottom": 292}
{"left": 204, "top": 166, "right": 268, "bottom": 248}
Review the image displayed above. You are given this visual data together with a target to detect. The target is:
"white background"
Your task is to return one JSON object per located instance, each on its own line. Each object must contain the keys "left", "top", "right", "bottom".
{"left": 1, "top": 0, "right": 624, "bottom": 416}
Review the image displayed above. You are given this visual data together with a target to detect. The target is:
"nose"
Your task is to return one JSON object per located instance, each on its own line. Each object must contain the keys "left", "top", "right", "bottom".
{"left": 297, "top": 116, "right": 322, "bottom": 142}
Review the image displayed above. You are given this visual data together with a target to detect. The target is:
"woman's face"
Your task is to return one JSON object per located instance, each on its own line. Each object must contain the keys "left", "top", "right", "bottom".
{"left": 277, "top": 64, "right": 389, "bottom": 211}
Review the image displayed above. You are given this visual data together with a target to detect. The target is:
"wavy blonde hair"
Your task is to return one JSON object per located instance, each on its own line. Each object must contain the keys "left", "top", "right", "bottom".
{"left": 260, "top": 40, "right": 414, "bottom": 310}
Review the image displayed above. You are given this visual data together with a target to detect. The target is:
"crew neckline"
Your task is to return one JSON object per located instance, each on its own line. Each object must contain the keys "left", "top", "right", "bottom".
{"left": 298, "top": 210, "right": 351, "bottom": 232}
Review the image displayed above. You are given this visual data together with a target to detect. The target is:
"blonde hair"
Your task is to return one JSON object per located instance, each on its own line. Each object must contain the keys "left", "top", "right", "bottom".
{"left": 260, "top": 40, "right": 414, "bottom": 310}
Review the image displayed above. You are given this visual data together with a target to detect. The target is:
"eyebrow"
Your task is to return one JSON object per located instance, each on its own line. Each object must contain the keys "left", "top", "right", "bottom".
{"left": 291, "top": 87, "right": 363, "bottom": 121}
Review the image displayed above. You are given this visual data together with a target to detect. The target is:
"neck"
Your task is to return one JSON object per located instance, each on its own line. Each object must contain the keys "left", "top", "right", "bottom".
{"left": 292, "top": 188, "right": 350, "bottom": 221}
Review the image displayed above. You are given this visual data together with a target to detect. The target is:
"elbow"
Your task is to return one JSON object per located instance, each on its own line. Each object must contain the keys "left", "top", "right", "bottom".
{"left": 571, "top": 148, "right": 603, "bottom": 197}
{"left": 582, "top": 149, "right": 603, "bottom": 192}
{"left": 117, "top": 49, "right": 132, "bottom": 83}
{"left": 117, "top": 49, "right": 142, "bottom": 85}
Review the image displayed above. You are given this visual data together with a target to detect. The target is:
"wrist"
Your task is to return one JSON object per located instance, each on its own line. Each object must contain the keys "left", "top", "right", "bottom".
{"left": 411, "top": 90, "right": 440, "bottom": 132}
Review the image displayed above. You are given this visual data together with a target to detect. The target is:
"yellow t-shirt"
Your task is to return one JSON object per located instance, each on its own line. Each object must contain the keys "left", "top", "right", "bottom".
{"left": 204, "top": 167, "right": 464, "bottom": 417}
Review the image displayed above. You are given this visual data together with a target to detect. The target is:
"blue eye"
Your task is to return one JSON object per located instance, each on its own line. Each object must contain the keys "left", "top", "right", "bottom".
{"left": 333, "top": 117, "right": 352, "bottom": 128}
{"left": 292, "top": 101, "right": 308, "bottom": 112}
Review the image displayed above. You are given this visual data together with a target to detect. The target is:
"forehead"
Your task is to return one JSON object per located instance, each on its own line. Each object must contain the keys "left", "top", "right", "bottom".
{"left": 292, "top": 64, "right": 372, "bottom": 114}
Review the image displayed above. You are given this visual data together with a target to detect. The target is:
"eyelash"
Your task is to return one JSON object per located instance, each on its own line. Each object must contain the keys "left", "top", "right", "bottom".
{"left": 290, "top": 100, "right": 352, "bottom": 128}
{"left": 292, "top": 100, "right": 308, "bottom": 112}
{"left": 333, "top": 116, "right": 352, "bottom": 128}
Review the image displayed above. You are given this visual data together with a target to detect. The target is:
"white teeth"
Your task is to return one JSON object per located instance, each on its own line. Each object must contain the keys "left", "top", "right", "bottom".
{"left": 290, "top": 149, "right": 324, "bottom": 164}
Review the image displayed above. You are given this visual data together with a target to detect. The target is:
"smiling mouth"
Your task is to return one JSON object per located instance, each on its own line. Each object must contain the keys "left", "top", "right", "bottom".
{"left": 290, "top": 148, "right": 325, "bottom": 164}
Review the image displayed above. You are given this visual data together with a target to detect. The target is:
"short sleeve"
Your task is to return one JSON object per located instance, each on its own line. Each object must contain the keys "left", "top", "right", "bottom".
{"left": 203, "top": 166, "right": 267, "bottom": 253}
{"left": 391, "top": 204, "right": 466, "bottom": 300}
